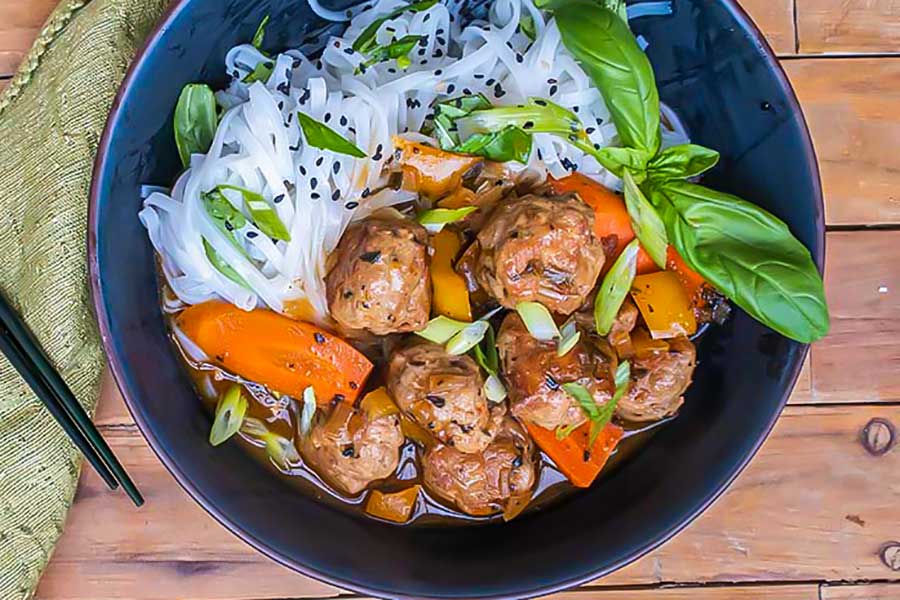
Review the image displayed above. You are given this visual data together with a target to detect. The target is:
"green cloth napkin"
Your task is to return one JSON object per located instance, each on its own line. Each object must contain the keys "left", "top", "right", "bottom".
{"left": 0, "top": 1, "right": 168, "bottom": 597}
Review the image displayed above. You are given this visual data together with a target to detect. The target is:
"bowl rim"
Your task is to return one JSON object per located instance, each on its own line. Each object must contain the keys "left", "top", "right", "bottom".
{"left": 88, "top": 1, "right": 825, "bottom": 598}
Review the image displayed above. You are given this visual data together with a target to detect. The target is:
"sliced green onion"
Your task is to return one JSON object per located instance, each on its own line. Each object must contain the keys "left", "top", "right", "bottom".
{"left": 556, "top": 319, "right": 582, "bottom": 357}
{"left": 472, "top": 322, "right": 499, "bottom": 375}
{"left": 203, "top": 239, "right": 250, "bottom": 289}
{"left": 417, "top": 206, "right": 479, "bottom": 233}
{"left": 415, "top": 315, "right": 470, "bottom": 344}
{"left": 457, "top": 97, "right": 581, "bottom": 140}
{"left": 446, "top": 320, "right": 490, "bottom": 356}
{"left": 622, "top": 169, "right": 667, "bottom": 269}
{"left": 357, "top": 35, "right": 423, "bottom": 72}
{"left": 242, "top": 60, "right": 274, "bottom": 84}
{"left": 562, "top": 382, "right": 602, "bottom": 421}
{"left": 594, "top": 238, "right": 640, "bottom": 336}
{"left": 209, "top": 384, "right": 248, "bottom": 446}
{"left": 483, "top": 374, "right": 508, "bottom": 403}
{"left": 352, "top": 0, "right": 438, "bottom": 53}
{"left": 516, "top": 301, "right": 560, "bottom": 341}
{"left": 520, "top": 14, "right": 537, "bottom": 41}
{"left": 241, "top": 417, "right": 301, "bottom": 471}
{"left": 297, "top": 111, "right": 366, "bottom": 158}
{"left": 588, "top": 360, "right": 631, "bottom": 445}
{"left": 217, "top": 184, "right": 291, "bottom": 241}
{"left": 299, "top": 386, "right": 317, "bottom": 437}
{"left": 251, "top": 15, "right": 270, "bottom": 49}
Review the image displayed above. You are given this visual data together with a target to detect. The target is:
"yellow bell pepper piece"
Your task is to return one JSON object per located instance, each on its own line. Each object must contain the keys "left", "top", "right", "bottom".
{"left": 359, "top": 386, "right": 400, "bottom": 422}
{"left": 630, "top": 271, "right": 697, "bottom": 339}
{"left": 430, "top": 229, "right": 473, "bottom": 321}
{"left": 366, "top": 485, "right": 421, "bottom": 523}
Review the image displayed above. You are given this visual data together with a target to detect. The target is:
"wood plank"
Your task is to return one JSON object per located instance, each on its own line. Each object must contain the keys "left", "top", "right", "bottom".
{"left": 796, "top": 0, "right": 900, "bottom": 54}
{"left": 486, "top": 584, "right": 818, "bottom": 600}
{"left": 0, "top": 0, "right": 57, "bottom": 76}
{"left": 813, "top": 231, "right": 900, "bottom": 404}
{"left": 36, "top": 403, "right": 900, "bottom": 599}
{"left": 821, "top": 583, "right": 900, "bottom": 599}
{"left": 738, "top": 0, "right": 797, "bottom": 55}
{"left": 784, "top": 58, "right": 900, "bottom": 227}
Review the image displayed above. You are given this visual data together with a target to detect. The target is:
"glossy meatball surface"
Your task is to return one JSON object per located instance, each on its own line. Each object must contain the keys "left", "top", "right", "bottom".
{"left": 616, "top": 336, "right": 696, "bottom": 422}
{"left": 475, "top": 194, "right": 604, "bottom": 315}
{"left": 497, "top": 313, "right": 617, "bottom": 431}
{"left": 388, "top": 342, "right": 499, "bottom": 454}
{"left": 326, "top": 218, "right": 431, "bottom": 335}
{"left": 299, "top": 402, "right": 404, "bottom": 496}
{"left": 422, "top": 415, "right": 536, "bottom": 516}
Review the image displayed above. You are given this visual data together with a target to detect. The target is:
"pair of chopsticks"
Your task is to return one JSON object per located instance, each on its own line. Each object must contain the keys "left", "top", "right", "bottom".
{"left": 0, "top": 291, "right": 143, "bottom": 506}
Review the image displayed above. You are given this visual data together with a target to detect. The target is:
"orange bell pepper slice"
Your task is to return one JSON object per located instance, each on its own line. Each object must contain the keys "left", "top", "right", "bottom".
{"left": 630, "top": 270, "right": 698, "bottom": 339}
{"left": 526, "top": 421, "right": 624, "bottom": 488}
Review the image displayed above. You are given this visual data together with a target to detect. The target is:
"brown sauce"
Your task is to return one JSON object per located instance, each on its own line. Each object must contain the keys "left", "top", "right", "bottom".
{"left": 172, "top": 326, "right": 670, "bottom": 526}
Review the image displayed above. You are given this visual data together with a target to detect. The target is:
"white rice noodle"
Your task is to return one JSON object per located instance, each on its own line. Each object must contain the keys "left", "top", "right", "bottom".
{"left": 141, "top": 0, "right": 684, "bottom": 322}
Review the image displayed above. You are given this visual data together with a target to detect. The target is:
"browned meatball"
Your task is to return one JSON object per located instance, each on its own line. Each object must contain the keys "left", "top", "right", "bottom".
{"left": 298, "top": 402, "right": 403, "bottom": 496}
{"left": 616, "top": 336, "right": 696, "bottom": 422}
{"left": 326, "top": 218, "right": 431, "bottom": 335}
{"left": 422, "top": 416, "right": 536, "bottom": 516}
{"left": 388, "top": 342, "right": 500, "bottom": 454}
{"left": 497, "top": 313, "right": 616, "bottom": 430}
{"left": 475, "top": 194, "right": 604, "bottom": 315}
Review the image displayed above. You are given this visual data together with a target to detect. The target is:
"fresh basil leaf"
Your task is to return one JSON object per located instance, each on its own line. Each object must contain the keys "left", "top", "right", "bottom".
{"left": 217, "top": 184, "right": 291, "bottom": 241}
{"left": 358, "top": 35, "right": 423, "bottom": 72}
{"left": 651, "top": 180, "right": 829, "bottom": 343}
{"left": 647, "top": 144, "right": 720, "bottom": 181}
{"left": 243, "top": 60, "right": 274, "bottom": 84}
{"left": 353, "top": 0, "right": 438, "bottom": 53}
{"left": 594, "top": 238, "right": 639, "bottom": 335}
{"left": 601, "top": 0, "right": 628, "bottom": 24}
{"left": 174, "top": 84, "right": 218, "bottom": 167}
{"left": 622, "top": 169, "right": 667, "bottom": 269}
{"left": 296, "top": 111, "right": 366, "bottom": 158}
{"left": 554, "top": 2, "right": 661, "bottom": 155}
{"left": 590, "top": 146, "right": 651, "bottom": 177}
{"left": 203, "top": 239, "right": 250, "bottom": 288}
{"left": 251, "top": 15, "right": 270, "bottom": 49}
{"left": 472, "top": 322, "right": 499, "bottom": 375}
{"left": 455, "top": 125, "right": 532, "bottom": 164}
{"left": 520, "top": 14, "right": 537, "bottom": 41}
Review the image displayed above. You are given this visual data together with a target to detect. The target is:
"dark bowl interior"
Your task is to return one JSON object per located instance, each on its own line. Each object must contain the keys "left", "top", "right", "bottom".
{"left": 89, "top": 0, "right": 823, "bottom": 598}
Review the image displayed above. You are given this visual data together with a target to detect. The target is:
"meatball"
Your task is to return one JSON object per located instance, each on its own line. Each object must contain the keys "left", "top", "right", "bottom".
{"left": 423, "top": 416, "right": 536, "bottom": 516}
{"left": 497, "top": 313, "right": 616, "bottom": 431}
{"left": 299, "top": 402, "right": 404, "bottom": 496}
{"left": 388, "top": 342, "right": 499, "bottom": 454}
{"left": 475, "top": 194, "right": 604, "bottom": 315}
{"left": 326, "top": 218, "right": 431, "bottom": 335}
{"left": 616, "top": 336, "right": 696, "bottom": 422}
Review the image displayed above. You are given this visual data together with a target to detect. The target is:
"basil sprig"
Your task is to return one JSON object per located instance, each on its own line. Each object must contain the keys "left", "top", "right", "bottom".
{"left": 352, "top": 0, "right": 438, "bottom": 53}
{"left": 296, "top": 111, "right": 366, "bottom": 158}
{"left": 173, "top": 84, "right": 217, "bottom": 167}
{"left": 651, "top": 181, "right": 829, "bottom": 343}
{"left": 554, "top": 0, "right": 660, "bottom": 155}
{"left": 541, "top": 1, "right": 829, "bottom": 342}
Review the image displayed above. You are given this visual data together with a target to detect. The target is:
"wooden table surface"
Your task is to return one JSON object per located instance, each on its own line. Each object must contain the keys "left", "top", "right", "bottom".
{"left": 3, "top": 1, "right": 899, "bottom": 599}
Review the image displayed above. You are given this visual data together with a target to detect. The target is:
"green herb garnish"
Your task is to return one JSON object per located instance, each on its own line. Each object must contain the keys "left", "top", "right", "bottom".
{"left": 622, "top": 169, "right": 667, "bottom": 269}
{"left": 251, "top": 15, "right": 270, "bottom": 49}
{"left": 243, "top": 60, "right": 274, "bottom": 84}
{"left": 357, "top": 35, "right": 423, "bottom": 72}
{"left": 209, "top": 384, "right": 248, "bottom": 446}
{"left": 217, "top": 184, "right": 291, "bottom": 241}
{"left": 296, "top": 111, "right": 367, "bottom": 158}
{"left": 472, "top": 322, "right": 499, "bottom": 375}
{"left": 173, "top": 84, "right": 217, "bottom": 167}
{"left": 594, "top": 238, "right": 639, "bottom": 336}
{"left": 353, "top": 0, "right": 439, "bottom": 53}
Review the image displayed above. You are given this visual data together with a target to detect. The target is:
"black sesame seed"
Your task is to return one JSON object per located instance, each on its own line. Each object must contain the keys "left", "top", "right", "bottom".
{"left": 437, "top": 36, "right": 446, "bottom": 45}
{"left": 512, "top": 455, "right": 523, "bottom": 468}
{"left": 426, "top": 395, "right": 446, "bottom": 408}
{"left": 515, "top": 53, "right": 524, "bottom": 63}
{"left": 360, "top": 250, "right": 381, "bottom": 263}
{"left": 463, "top": 87, "right": 472, "bottom": 95}
{"left": 419, "top": 37, "right": 428, "bottom": 47}
{"left": 545, "top": 374, "right": 560, "bottom": 390}
{"left": 523, "top": 121, "right": 534, "bottom": 130}
{"left": 423, "top": 13, "right": 431, "bottom": 21}
{"left": 436, "top": 27, "right": 444, "bottom": 34}
{"left": 343, "top": 47, "right": 354, "bottom": 55}
{"left": 433, "top": 49, "right": 443, "bottom": 57}
{"left": 420, "top": 59, "right": 428, "bottom": 65}
{"left": 340, "top": 115, "right": 348, "bottom": 126}
{"left": 486, "top": 78, "right": 495, "bottom": 86}
{"left": 277, "top": 101, "right": 284, "bottom": 110}
{"left": 311, "top": 192, "right": 320, "bottom": 199}
{"left": 316, "top": 60, "right": 323, "bottom": 70}
{"left": 311, "top": 177, "right": 318, "bottom": 189}
{"left": 388, "top": 67, "right": 397, "bottom": 74}
{"left": 333, "top": 162, "right": 341, "bottom": 174}
{"left": 331, "top": 189, "right": 341, "bottom": 201}
{"left": 594, "top": 143, "right": 601, "bottom": 150}
{"left": 447, "top": 84, "right": 456, "bottom": 94}
{"left": 314, "top": 332, "right": 326, "bottom": 343}
{"left": 289, "top": 144, "right": 299, "bottom": 151}
{"left": 533, "top": 99, "right": 547, "bottom": 107}
{"left": 473, "top": 72, "right": 484, "bottom": 79}
{"left": 324, "top": 112, "right": 331, "bottom": 123}
{"left": 273, "top": 194, "right": 285, "bottom": 204}
{"left": 418, "top": 47, "right": 426, "bottom": 56}
{"left": 224, "top": 221, "right": 234, "bottom": 231}
{"left": 586, "top": 127, "right": 596, "bottom": 134}
{"left": 547, "top": 77, "right": 557, "bottom": 84}
{"left": 316, "top": 156, "right": 324, "bottom": 166}
{"left": 287, "top": 113, "right": 293, "bottom": 123}
{"left": 434, "top": 69, "right": 443, "bottom": 76}
{"left": 386, "top": 26, "right": 396, "bottom": 33}
{"left": 333, "top": 40, "right": 341, "bottom": 48}
{"left": 247, "top": 231, "right": 259, "bottom": 238}
{"left": 342, "top": 445, "right": 355, "bottom": 457}
{"left": 573, "top": 106, "right": 579, "bottom": 113}
{"left": 345, "top": 201, "right": 359, "bottom": 209}
{"left": 549, "top": 85, "right": 558, "bottom": 95}
{"left": 299, "top": 165, "right": 307, "bottom": 176}
{"left": 362, "top": 187, "right": 371, "bottom": 198}
{"left": 292, "top": 58, "right": 302, "bottom": 69}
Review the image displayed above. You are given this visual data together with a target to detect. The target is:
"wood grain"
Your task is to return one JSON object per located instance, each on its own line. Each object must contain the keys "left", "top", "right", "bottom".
{"left": 36, "top": 402, "right": 900, "bottom": 599}
{"left": 785, "top": 58, "right": 900, "bottom": 226}
{"left": 797, "top": 0, "right": 900, "bottom": 54}
{"left": 441, "top": 584, "right": 820, "bottom": 600}
{"left": 821, "top": 583, "right": 900, "bottom": 599}
{"left": 0, "top": 0, "right": 57, "bottom": 76}
{"left": 738, "top": 0, "right": 797, "bottom": 55}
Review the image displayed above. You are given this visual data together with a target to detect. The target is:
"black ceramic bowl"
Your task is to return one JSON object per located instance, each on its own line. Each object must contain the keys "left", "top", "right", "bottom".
{"left": 89, "top": 1, "right": 823, "bottom": 598}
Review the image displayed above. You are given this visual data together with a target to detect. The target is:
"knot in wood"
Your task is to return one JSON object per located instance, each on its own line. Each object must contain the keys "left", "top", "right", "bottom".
{"left": 880, "top": 542, "right": 900, "bottom": 571}
{"left": 861, "top": 418, "right": 895, "bottom": 456}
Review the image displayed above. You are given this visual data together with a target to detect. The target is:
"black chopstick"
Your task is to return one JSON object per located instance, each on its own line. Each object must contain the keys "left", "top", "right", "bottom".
{"left": 0, "top": 292, "right": 144, "bottom": 506}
